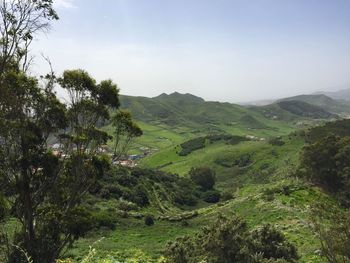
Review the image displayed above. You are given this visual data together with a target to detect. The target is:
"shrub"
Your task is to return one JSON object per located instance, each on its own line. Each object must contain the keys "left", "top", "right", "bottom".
{"left": 131, "top": 185, "right": 149, "bottom": 206}
{"left": 178, "top": 137, "right": 206, "bottom": 156}
{"left": 268, "top": 137, "right": 285, "bottom": 146}
{"left": 92, "top": 210, "right": 117, "bottom": 230}
{"left": 164, "top": 214, "right": 298, "bottom": 263}
{"left": 251, "top": 224, "right": 299, "bottom": 262}
{"left": 221, "top": 191, "right": 234, "bottom": 201}
{"left": 202, "top": 190, "right": 221, "bottom": 203}
{"left": 189, "top": 167, "right": 216, "bottom": 191}
{"left": 144, "top": 215, "right": 154, "bottom": 226}
{"left": 116, "top": 199, "right": 139, "bottom": 212}
{"left": 116, "top": 173, "right": 138, "bottom": 187}
{"left": 174, "top": 190, "right": 198, "bottom": 206}
{"left": 299, "top": 134, "right": 350, "bottom": 206}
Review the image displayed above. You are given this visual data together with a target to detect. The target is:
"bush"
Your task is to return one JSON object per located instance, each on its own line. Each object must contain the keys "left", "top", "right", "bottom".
{"left": 299, "top": 134, "right": 350, "bottom": 206}
{"left": 131, "top": 185, "right": 149, "bottom": 206}
{"left": 116, "top": 199, "right": 139, "bottom": 212}
{"left": 215, "top": 153, "right": 252, "bottom": 168}
{"left": 116, "top": 173, "right": 138, "bottom": 187}
{"left": 189, "top": 167, "right": 216, "bottom": 191}
{"left": 221, "top": 191, "right": 234, "bottom": 201}
{"left": 251, "top": 224, "right": 299, "bottom": 262}
{"left": 268, "top": 137, "right": 285, "bottom": 146}
{"left": 164, "top": 214, "right": 298, "bottom": 263}
{"left": 202, "top": 190, "right": 221, "bottom": 203}
{"left": 174, "top": 190, "right": 198, "bottom": 206}
{"left": 178, "top": 137, "right": 206, "bottom": 156}
{"left": 92, "top": 210, "right": 117, "bottom": 230}
{"left": 144, "top": 215, "right": 154, "bottom": 226}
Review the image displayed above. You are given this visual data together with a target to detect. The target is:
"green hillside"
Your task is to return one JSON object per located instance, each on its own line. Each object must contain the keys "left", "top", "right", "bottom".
{"left": 69, "top": 131, "right": 332, "bottom": 262}
{"left": 116, "top": 92, "right": 335, "bottom": 154}
{"left": 73, "top": 93, "right": 350, "bottom": 262}
{"left": 278, "top": 94, "right": 350, "bottom": 116}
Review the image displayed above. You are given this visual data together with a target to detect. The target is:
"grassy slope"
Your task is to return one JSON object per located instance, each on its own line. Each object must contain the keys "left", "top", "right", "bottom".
{"left": 70, "top": 93, "right": 343, "bottom": 262}
{"left": 278, "top": 94, "right": 350, "bottom": 115}
{"left": 70, "top": 133, "right": 330, "bottom": 262}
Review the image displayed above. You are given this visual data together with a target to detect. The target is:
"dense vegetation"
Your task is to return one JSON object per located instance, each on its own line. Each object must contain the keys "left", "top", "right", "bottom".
{"left": 277, "top": 100, "right": 335, "bottom": 119}
{"left": 1, "top": 1, "right": 350, "bottom": 263}
{"left": 164, "top": 214, "right": 299, "bottom": 263}
{"left": 178, "top": 134, "right": 248, "bottom": 156}
{"left": 299, "top": 120, "right": 350, "bottom": 207}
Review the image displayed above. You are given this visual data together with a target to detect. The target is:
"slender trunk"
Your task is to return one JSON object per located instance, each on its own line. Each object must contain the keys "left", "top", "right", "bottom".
{"left": 21, "top": 169, "right": 36, "bottom": 259}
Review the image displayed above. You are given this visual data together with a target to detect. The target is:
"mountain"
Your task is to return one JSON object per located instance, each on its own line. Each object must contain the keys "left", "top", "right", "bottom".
{"left": 277, "top": 100, "right": 336, "bottom": 119}
{"left": 277, "top": 94, "right": 350, "bottom": 115}
{"left": 120, "top": 92, "right": 334, "bottom": 128}
{"left": 120, "top": 92, "right": 265, "bottom": 129}
{"left": 314, "top": 88, "right": 350, "bottom": 101}
{"left": 251, "top": 99, "right": 337, "bottom": 122}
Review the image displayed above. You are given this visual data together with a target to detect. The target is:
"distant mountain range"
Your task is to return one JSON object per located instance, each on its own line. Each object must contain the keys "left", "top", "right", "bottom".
{"left": 241, "top": 88, "right": 350, "bottom": 117}
{"left": 313, "top": 88, "right": 350, "bottom": 101}
{"left": 277, "top": 94, "right": 350, "bottom": 116}
{"left": 119, "top": 91, "right": 341, "bottom": 132}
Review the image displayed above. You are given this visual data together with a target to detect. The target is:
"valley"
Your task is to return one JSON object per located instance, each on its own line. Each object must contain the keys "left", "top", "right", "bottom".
{"left": 66, "top": 91, "right": 350, "bottom": 262}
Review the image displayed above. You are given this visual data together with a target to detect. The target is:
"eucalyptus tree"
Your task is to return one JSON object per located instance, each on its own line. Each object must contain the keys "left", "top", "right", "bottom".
{"left": 111, "top": 110, "right": 142, "bottom": 160}
{"left": 0, "top": 69, "right": 120, "bottom": 262}
{"left": 0, "top": 1, "right": 123, "bottom": 262}
{"left": 0, "top": 0, "right": 58, "bottom": 74}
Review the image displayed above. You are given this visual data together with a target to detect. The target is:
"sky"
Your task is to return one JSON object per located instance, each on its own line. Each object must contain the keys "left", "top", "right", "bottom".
{"left": 31, "top": 0, "right": 350, "bottom": 103}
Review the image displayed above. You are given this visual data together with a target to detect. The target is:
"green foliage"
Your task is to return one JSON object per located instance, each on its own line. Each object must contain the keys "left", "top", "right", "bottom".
{"left": 178, "top": 134, "right": 248, "bottom": 156}
{"left": 189, "top": 167, "right": 216, "bottom": 191}
{"left": 111, "top": 110, "right": 142, "bottom": 159}
{"left": 0, "top": 193, "right": 8, "bottom": 221}
{"left": 92, "top": 210, "right": 117, "bottom": 230}
{"left": 306, "top": 119, "right": 350, "bottom": 143}
{"left": 299, "top": 134, "right": 350, "bottom": 206}
{"left": 240, "top": 114, "right": 268, "bottom": 129}
{"left": 215, "top": 153, "right": 253, "bottom": 168}
{"left": 164, "top": 215, "right": 299, "bottom": 263}
{"left": 278, "top": 94, "right": 350, "bottom": 116}
{"left": 251, "top": 224, "right": 299, "bottom": 262}
{"left": 0, "top": 66, "right": 120, "bottom": 262}
{"left": 201, "top": 190, "right": 221, "bottom": 203}
{"left": 277, "top": 101, "right": 335, "bottom": 119}
{"left": 144, "top": 215, "right": 155, "bottom": 226}
{"left": 0, "top": 0, "right": 59, "bottom": 74}
{"left": 268, "top": 137, "right": 285, "bottom": 146}
{"left": 178, "top": 137, "right": 206, "bottom": 156}
{"left": 310, "top": 202, "right": 350, "bottom": 263}
{"left": 94, "top": 166, "right": 199, "bottom": 208}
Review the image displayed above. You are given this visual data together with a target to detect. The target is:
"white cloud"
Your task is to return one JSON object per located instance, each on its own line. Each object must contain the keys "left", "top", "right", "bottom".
{"left": 53, "top": 0, "right": 76, "bottom": 9}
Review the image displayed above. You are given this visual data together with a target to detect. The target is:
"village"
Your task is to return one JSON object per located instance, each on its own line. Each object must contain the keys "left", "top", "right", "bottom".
{"left": 50, "top": 143, "right": 154, "bottom": 168}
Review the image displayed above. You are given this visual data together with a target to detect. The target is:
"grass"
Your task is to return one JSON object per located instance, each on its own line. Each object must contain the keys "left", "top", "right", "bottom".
{"left": 67, "top": 131, "right": 329, "bottom": 262}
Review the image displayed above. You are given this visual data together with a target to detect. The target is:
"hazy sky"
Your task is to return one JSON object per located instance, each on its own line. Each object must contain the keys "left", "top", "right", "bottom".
{"left": 31, "top": 0, "right": 350, "bottom": 102}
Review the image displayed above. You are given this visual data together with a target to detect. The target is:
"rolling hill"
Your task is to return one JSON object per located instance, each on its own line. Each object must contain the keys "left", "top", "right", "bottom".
{"left": 120, "top": 92, "right": 336, "bottom": 130}
{"left": 112, "top": 92, "right": 339, "bottom": 158}
{"left": 314, "top": 88, "right": 350, "bottom": 101}
{"left": 71, "top": 92, "right": 350, "bottom": 262}
{"left": 277, "top": 94, "right": 350, "bottom": 115}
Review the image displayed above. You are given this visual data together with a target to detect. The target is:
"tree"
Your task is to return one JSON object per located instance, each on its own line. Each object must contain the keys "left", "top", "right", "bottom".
{"left": 310, "top": 202, "right": 350, "bottom": 263}
{"left": 163, "top": 214, "right": 298, "bottom": 263}
{"left": 189, "top": 167, "right": 216, "bottom": 191}
{"left": 0, "top": 68, "right": 120, "bottom": 262}
{"left": 111, "top": 110, "right": 142, "bottom": 160}
{"left": 299, "top": 135, "right": 350, "bottom": 206}
{"left": 0, "top": 0, "right": 58, "bottom": 74}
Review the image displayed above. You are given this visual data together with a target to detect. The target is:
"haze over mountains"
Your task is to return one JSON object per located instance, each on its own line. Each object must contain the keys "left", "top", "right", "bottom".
{"left": 241, "top": 87, "right": 350, "bottom": 106}
{"left": 313, "top": 88, "right": 350, "bottom": 101}
{"left": 120, "top": 88, "right": 350, "bottom": 130}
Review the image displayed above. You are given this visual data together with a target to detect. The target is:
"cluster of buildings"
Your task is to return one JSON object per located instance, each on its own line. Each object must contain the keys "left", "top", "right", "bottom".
{"left": 245, "top": 135, "right": 266, "bottom": 141}
{"left": 49, "top": 143, "right": 153, "bottom": 168}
